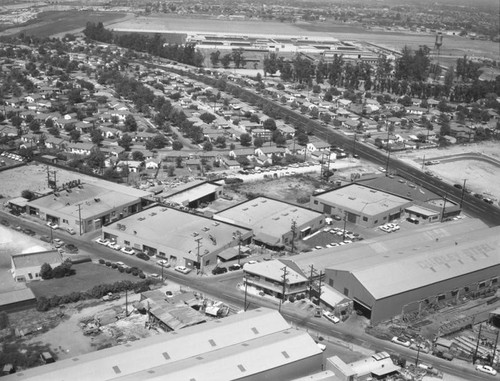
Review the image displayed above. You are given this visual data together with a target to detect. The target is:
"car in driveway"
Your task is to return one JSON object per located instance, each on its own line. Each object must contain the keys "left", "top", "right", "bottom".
{"left": 65, "top": 227, "right": 76, "bottom": 235}
{"left": 47, "top": 221, "right": 59, "bottom": 230}
{"left": 175, "top": 266, "right": 191, "bottom": 274}
{"left": 476, "top": 365, "right": 497, "bottom": 376}
{"left": 228, "top": 264, "right": 242, "bottom": 271}
{"left": 64, "top": 243, "right": 78, "bottom": 253}
{"left": 120, "top": 247, "right": 135, "bottom": 255}
{"left": 107, "top": 242, "right": 121, "bottom": 250}
{"left": 156, "top": 259, "right": 170, "bottom": 268}
{"left": 96, "top": 238, "right": 110, "bottom": 246}
{"left": 323, "top": 310, "right": 340, "bottom": 324}
{"left": 391, "top": 336, "right": 411, "bottom": 347}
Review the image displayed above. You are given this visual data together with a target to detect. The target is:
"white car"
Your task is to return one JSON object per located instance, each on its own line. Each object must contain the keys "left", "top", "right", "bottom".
{"left": 115, "top": 261, "right": 127, "bottom": 268}
{"left": 157, "top": 259, "right": 170, "bottom": 268}
{"left": 47, "top": 221, "right": 59, "bottom": 230}
{"left": 65, "top": 227, "right": 76, "bottom": 235}
{"left": 391, "top": 336, "right": 411, "bottom": 347}
{"left": 175, "top": 266, "right": 191, "bottom": 274}
{"left": 108, "top": 242, "right": 121, "bottom": 250}
{"left": 323, "top": 311, "right": 340, "bottom": 324}
{"left": 120, "top": 247, "right": 135, "bottom": 255}
{"left": 476, "top": 365, "right": 497, "bottom": 376}
{"left": 96, "top": 238, "right": 110, "bottom": 246}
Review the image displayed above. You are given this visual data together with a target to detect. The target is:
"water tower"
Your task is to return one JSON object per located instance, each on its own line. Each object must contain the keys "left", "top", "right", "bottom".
{"left": 434, "top": 32, "right": 443, "bottom": 79}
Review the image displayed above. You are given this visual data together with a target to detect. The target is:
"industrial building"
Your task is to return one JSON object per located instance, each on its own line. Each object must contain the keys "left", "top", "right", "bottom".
{"left": 25, "top": 180, "right": 151, "bottom": 234}
{"left": 4, "top": 308, "right": 323, "bottom": 381}
{"left": 102, "top": 206, "right": 252, "bottom": 271}
{"left": 10, "top": 250, "right": 63, "bottom": 283}
{"left": 310, "top": 184, "right": 412, "bottom": 227}
{"left": 151, "top": 179, "right": 224, "bottom": 208}
{"left": 215, "top": 197, "right": 325, "bottom": 249}
{"left": 323, "top": 225, "right": 500, "bottom": 323}
{"left": 243, "top": 259, "right": 309, "bottom": 300}
{"left": 327, "top": 352, "right": 400, "bottom": 380}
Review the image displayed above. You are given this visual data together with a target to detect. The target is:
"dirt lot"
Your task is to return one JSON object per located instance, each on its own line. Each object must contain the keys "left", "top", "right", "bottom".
{"left": 394, "top": 141, "right": 500, "bottom": 203}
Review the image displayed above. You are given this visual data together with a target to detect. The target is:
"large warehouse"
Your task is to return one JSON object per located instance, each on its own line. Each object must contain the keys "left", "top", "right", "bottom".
{"left": 214, "top": 196, "right": 325, "bottom": 249}
{"left": 25, "top": 180, "right": 151, "bottom": 234}
{"left": 323, "top": 224, "right": 500, "bottom": 323}
{"left": 3, "top": 308, "right": 323, "bottom": 381}
{"left": 310, "top": 184, "right": 412, "bottom": 227}
{"left": 102, "top": 205, "right": 252, "bottom": 271}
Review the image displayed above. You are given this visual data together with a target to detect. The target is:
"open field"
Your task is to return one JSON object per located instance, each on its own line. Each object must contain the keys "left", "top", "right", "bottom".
{"left": 28, "top": 262, "right": 139, "bottom": 298}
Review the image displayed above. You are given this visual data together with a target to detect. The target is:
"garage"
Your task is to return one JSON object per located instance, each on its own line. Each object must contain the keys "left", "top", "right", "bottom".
{"left": 353, "top": 298, "right": 372, "bottom": 319}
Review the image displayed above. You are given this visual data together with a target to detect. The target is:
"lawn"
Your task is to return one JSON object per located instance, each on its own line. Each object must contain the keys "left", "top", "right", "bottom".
{"left": 28, "top": 262, "right": 138, "bottom": 298}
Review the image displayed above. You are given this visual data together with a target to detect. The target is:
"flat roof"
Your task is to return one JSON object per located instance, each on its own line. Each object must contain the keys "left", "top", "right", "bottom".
{"left": 405, "top": 204, "right": 440, "bottom": 217}
{"left": 11, "top": 250, "right": 62, "bottom": 269}
{"left": 4, "top": 308, "right": 299, "bottom": 381}
{"left": 313, "top": 184, "right": 411, "bottom": 216}
{"left": 163, "top": 181, "right": 220, "bottom": 204}
{"left": 104, "top": 206, "right": 251, "bottom": 260}
{"left": 358, "top": 175, "right": 441, "bottom": 202}
{"left": 0, "top": 287, "right": 36, "bottom": 307}
{"left": 292, "top": 218, "right": 488, "bottom": 275}
{"left": 215, "top": 197, "right": 322, "bottom": 242}
{"left": 27, "top": 182, "right": 150, "bottom": 220}
{"left": 243, "top": 259, "right": 308, "bottom": 285}
{"left": 331, "top": 225, "right": 500, "bottom": 299}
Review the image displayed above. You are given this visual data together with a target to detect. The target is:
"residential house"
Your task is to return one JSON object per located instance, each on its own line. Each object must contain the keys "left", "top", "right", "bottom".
{"left": 228, "top": 148, "right": 256, "bottom": 160}
{"left": 307, "top": 141, "right": 331, "bottom": 153}
{"left": 66, "top": 142, "right": 94, "bottom": 156}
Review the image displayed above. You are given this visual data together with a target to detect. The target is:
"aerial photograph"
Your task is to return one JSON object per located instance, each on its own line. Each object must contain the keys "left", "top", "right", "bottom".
{"left": 0, "top": 0, "right": 499, "bottom": 379}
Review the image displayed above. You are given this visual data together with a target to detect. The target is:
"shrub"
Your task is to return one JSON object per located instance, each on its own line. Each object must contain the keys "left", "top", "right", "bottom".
{"left": 98, "top": 259, "right": 105, "bottom": 264}
{"left": 36, "top": 297, "right": 50, "bottom": 312}
{"left": 288, "top": 295, "right": 296, "bottom": 303}
{"left": 118, "top": 267, "right": 124, "bottom": 273}
{"left": 139, "top": 274, "right": 146, "bottom": 279}
{"left": 131, "top": 270, "right": 139, "bottom": 276}
{"left": 0, "top": 312, "right": 9, "bottom": 329}
{"left": 111, "top": 263, "right": 117, "bottom": 269}
{"left": 105, "top": 261, "right": 111, "bottom": 267}
{"left": 125, "top": 267, "right": 132, "bottom": 274}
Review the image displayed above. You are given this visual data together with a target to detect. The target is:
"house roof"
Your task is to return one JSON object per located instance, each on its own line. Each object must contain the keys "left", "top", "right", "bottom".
{"left": 243, "top": 259, "right": 308, "bottom": 285}
{"left": 11, "top": 250, "right": 63, "bottom": 269}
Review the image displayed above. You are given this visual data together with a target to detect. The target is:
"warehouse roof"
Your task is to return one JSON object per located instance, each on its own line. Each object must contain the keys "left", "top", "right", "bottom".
{"left": 4, "top": 308, "right": 307, "bottom": 381}
{"left": 313, "top": 184, "right": 412, "bottom": 216}
{"left": 330, "top": 225, "right": 500, "bottom": 300}
{"left": 27, "top": 182, "right": 150, "bottom": 220}
{"left": 104, "top": 206, "right": 251, "bottom": 261}
{"left": 292, "top": 218, "right": 488, "bottom": 275}
{"left": 215, "top": 197, "right": 322, "bottom": 242}
{"left": 11, "top": 250, "right": 62, "bottom": 269}
{"left": 243, "top": 259, "right": 308, "bottom": 285}
{"left": 163, "top": 180, "right": 220, "bottom": 205}
{"left": 358, "top": 175, "right": 441, "bottom": 202}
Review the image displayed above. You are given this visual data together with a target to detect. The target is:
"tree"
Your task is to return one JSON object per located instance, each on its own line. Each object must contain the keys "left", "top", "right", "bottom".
{"left": 40, "top": 263, "right": 53, "bottom": 280}
{"left": 253, "top": 137, "right": 264, "bottom": 147}
{"left": 200, "top": 112, "right": 216, "bottom": 124}
{"left": 29, "top": 119, "right": 40, "bottom": 133}
{"left": 86, "top": 148, "right": 105, "bottom": 169}
{"left": 263, "top": 53, "right": 279, "bottom": 76}
{"left": 214, "top": 136, "right": 226, "bottom": 148}
{"left": 90, "top": 129, "right": 103, "bottom": 145}
{"left": 69, "top": 129, "right": 81, "bottom": 142}
{"left": 263, "top": 118, "right": 277, "bottom": 131}
{"left": 296, "top": 132, "right": 309, "bottom": 145}
{"left": 124, "top": 114, "right": 137, "bottom": 132}
{"left": 250, "top": 114, "right": 260, "bottom": 123}
{"left": 203, "top": 141, "right": 213, "bottom": 151}
{"left": 21, "top": 189, "right": 35, "bottom": 200}
{"left": 132, "top": 151, "right": 145, "bottom": 161}
{"left": 167, "top": 165, "right": 175, "bottom": 177}
{"left": 172, "top": 140, "right": 183, "bottom": 150}
{"left": 118, "top": 133, "right": 133, "bottom": 150}
{"left": 240, "top": 133, "right": 252, "bottom": 146}
{"left": 221, "top": 54, "right": 232, "bottom": 69}
{"left": 175, "top": 156, "right": 183, "bottom": 168}
{"left": 210, "top": 50, "right": 221, "bottom": 67}
{"left": 232, "top": 48, "right": 246, "bottom": 69}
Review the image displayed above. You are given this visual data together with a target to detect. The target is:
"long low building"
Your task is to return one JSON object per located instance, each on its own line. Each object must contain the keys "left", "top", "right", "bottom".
{"left": 4, "top": 308, "right": 323, "bottom": 381}
{"left": 102, "top": 205, "right": 252, "bottom": 271}
{"left": 215, "top": 196, "right": 325, "bottom": 249}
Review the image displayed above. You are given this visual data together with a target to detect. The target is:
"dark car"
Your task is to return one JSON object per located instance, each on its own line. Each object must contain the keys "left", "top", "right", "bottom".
{"left": 453, "top": 184, "right": 462, "bottom": 190}
{"left": 212, "top": 267, "right": 228, "bottom": 275}
{"left": 64, "top": 243, "right": 78, "bottom": 253}
{"left": 136, "top": 252, "right": 150, "bottom": 261}
{"left": 228, "top": 264, "right": 242, "bottom": 271}
{"left": 22, "top": 228, "right": 36, "bottom": 236}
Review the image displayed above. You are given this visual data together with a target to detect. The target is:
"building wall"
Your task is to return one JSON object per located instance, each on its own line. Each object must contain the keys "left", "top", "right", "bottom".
{"left": 310, "top": 197, "right": 409, "bottom": 228}
{"left": 281, "top": 214, "right": 326, "bottom": 245}
{"left": 239, "top": 353, "right": 323, "bottom": 381}
{"left": 244, "top": 272, "right": 309, "bottom": 299}
{"left": 11, "top": 262, "right": 62, "bottom": 283}
{"left": 327, "top": 266, "right": 500, "bottom": 324}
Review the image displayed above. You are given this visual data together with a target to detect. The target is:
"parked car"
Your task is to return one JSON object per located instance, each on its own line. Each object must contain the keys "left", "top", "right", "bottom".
{"left": 95, "top": 238, "right": 110, "bottom": 246}
{"left": 40, "top": 235, "right": 51, "bottom": 243}
{"left": 65, "top": 227, "right": 76, "bottom": 235}
{"left": 64, "top": 244, "right": 78, "bottom": 253}
{"left": 228, "top": 264, "right": 242, "bottom": 271}
{"left": 406, "top": 217, "right": 419, "bottom": 224}
{"left": 120, "top": 247, "right": 135, "bottom": 255}
{"left": 22, "top": 228, "right": 36, "bottom": 236}
{"left": 156, "top": 259, "right": 170, "bottom": 268}
{"left": 102, "top": 292, "right": 120, "bottom": 301}
{"left": 391, "top": 336, "right": 411, "bottom": 347}
{"left": 323, "top": 310, "right": 340, "bottom": 324}
{"left": 175, "top": 266, "right": 191, "bottom": 274}
{"left": 476, "top": 365, "right": 497, "bottom": 376}
{"left": 39, "top": 352, "right": 55, "bottom": 364}
{"left": 136, "top": 252, "right": 150, "bottom": 261}
{"left": 47, "top": 221, "right": 59, "bottom": 230}
{"left": 107, "top": 242, "right": 121, "bottom": 250}
{"left": 212, "top": 266, "right": 228, "bottom": 275}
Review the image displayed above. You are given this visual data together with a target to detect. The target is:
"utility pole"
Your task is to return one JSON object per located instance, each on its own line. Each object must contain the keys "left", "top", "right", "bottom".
{"left": 76, "top": 203, "right": 82, "bottom": 235}
{"left": 415, "top": 343, "right": 421, "bottom": 367}
{"left": 460, "top": 179, "right": 467, "bottom": 208}
{"left": 125, "top": 289, "right": 128, "bottom": 317}
{"left": 352, "top": 133, "right": 357, "bottom": 157}
{"left": 421, "top": 155, "right": 426, "bottom": 171}
{"left": 317, "top": 271, "right": 323, "bottom": 306}
{"left": 491, "top": 330, "right": 499, "bottom": 367}
{"left": 237, "top": 236, "right": 242, "bottom": 266}
{"left": 279, "top": 266, "right": 289, "bottom": 313}
{"left": 342, "top": 212, "right": 347, "bottom": 242}
{"left": 440, "top": 193, "right": 448, "bottom": 222}
{"left": 195, "top": 237, "right": 202, "bottom": 274}
{"left": 290, "top": 219, "right": 297, "bottom": 254}
{"left": 385, "top": 127, "right": 391, "bottom": 175}
{"left": 473, "top": 323, "right": 482, "bottom": 364}
{"left": 243, "top": 276, "right": 249, "bottom": 312}
{"left": 308, "top": 265, "right": 315, "bottom": 299}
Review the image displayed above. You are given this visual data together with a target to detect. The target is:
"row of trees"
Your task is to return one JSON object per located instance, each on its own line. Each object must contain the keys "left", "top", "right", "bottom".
{"left": 83, "top": 22, "right": 204, "bottom": 67}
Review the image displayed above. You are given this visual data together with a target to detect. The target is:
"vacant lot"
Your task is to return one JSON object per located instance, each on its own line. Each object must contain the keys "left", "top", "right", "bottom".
{"left": 29, "top": 262, "right": 138, "bottom": 298}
